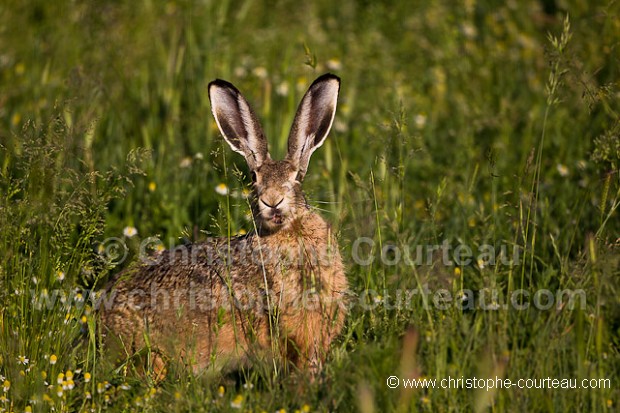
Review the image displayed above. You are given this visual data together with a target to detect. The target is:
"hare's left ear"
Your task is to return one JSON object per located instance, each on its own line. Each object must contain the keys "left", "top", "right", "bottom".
{"left": 286, "top": 73, "right": 340, "bottom": 181}
{"left": 208, "top": 79, "right": 270, "bottom": 171}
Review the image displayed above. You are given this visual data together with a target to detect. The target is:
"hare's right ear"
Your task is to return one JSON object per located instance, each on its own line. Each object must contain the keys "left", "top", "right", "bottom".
{"left": 208, "top": 79, "right": 270, "bottom": 170}
{"left": 286, "top": 73, "right": 340, "bottom": 181}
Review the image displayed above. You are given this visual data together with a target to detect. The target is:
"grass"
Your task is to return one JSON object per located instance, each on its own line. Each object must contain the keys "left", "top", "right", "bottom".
{"left": 1, "top": 0, "right": 619, "bottom": 411}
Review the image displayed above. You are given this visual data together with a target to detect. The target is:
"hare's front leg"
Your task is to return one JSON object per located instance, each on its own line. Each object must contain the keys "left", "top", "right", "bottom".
{"left": 282, "top": 302, "right": 337, "bottom": 377}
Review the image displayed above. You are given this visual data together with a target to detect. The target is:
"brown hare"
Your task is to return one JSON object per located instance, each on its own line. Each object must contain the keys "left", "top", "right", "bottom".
{"left": 100, "top": 73, "right": 348, "bottom": 379}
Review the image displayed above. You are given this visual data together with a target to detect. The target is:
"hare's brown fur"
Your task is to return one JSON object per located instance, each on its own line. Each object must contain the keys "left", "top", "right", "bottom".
{"left": 100, "top": 74, "right": 348, "bottom": 376}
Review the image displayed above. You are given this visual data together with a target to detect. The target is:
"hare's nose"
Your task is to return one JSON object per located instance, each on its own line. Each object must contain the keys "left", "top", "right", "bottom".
{"left": 260, "top": 198, "right": 284, "bottom": 209}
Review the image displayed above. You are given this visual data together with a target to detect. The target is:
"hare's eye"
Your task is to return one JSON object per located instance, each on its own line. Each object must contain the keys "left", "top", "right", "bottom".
{"left": 250, "top": 171, "right": 257, "bottom": 183}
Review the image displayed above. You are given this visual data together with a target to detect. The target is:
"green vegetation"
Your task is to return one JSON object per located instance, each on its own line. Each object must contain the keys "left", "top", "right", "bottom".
{"left": 1, "top": 0, "right": 619, "bottom": 411}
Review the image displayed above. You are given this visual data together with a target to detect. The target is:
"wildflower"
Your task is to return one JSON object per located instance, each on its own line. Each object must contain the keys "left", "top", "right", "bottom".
{"left": 414, "top": 114, "right": 427, "bottom": 128}
{"left": 84, "top": 372, "right": 91, "bottom": 383}
{"left": 477, "top": 258, "right": 486, "bottom": 269}
{"left": 174, "top": 391, "right": 181, "bottom": 400}
{"left": 556, "top": 163, "right": 569, "bottom": 177}
{"left": 454, "top": 267, "right": 461, "bottom": 277}
{"left": 123, "top": 226, "right": 138, "bottom": 238}
{"left": 215, "top": 183, "right": 229, "bottom": 196}
{"left": 85, "top": 391, "right": 92, "bottom": 400}
{"left": 14, "top": 63, "right": 25, "bottom": 75}
{"left": 56, "top": 271, "right": 65, "bottom": 282}
{"left": 57, "top": 373, "right": 64, "bottom": 384}
{"left": 120, "top": 383, "right": 131, "bottom": 390}
{"left": 11, "top": 113, "right": 21, "bottom": 126}
{"left": 230, "top": 394, "right": 243, "bottom": 409}
{"left": 326, "top": 58, "right": 343, "bottom": 71}
{"left": 237, "top": 229, "right": 247, "bottom": 236}
{"left": 194, "top": 152, "right": 204, "bottom": 160}
{"left": 252, "top": 67, "right": 268, "bottom": 79}
{"left": 41, "top": 371, "right": 47, "bottom": 380}
{"left": 148, "top": 181, "right": 157, "bottom": 192}
{"left": 56, "top": 386, "right": 63, "bottom": 397}
{"left": 276, "top": 82, "right": 289, "bottom": 96}
{"left": 241, "top": 188, "right": 251, "bottom": 199}
{"left": 217, "top": 386, "right": 225, "bottom": 397}
{"left": 2, "top": 380, "right": 9, "bottom": 392}
{"left": 421, "top": 396, "right": 431, "bottom": 404}
{"left": 0, "top": 395, "right": 7, "bottom": 403}
{"left": 242, "top": 382, "right": 254, "bottom": 390}
{"left": 301, "top": 405, "right": 311, "bottom": 413}
{"left": 17, "top": 355, "right": 29, "bottom": 365}
{"left": 180, "top": 157, "right": 192, "bottom": 168}
{"left": 97, "top": 382, "right": 105, "bottom": 394}
{"left": 81, "top": 315, "right": 88, "bottom": 324}
{"left": 25, "top": 405, "right": 32, "bottom": 413}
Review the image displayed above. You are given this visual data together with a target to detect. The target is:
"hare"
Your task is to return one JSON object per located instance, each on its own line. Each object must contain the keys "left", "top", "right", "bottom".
{"left": 100, "top": 73, "right": 348, "bottom": 379}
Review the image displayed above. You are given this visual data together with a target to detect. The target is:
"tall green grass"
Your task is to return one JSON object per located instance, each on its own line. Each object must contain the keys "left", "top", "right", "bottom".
{"left": 1, "top": 0, "right": 619, "bottom": 411}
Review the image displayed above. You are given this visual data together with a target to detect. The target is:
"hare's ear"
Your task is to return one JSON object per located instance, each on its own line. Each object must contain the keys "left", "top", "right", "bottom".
{"left": 208, "top": 79, "right": 270, "bottom": 170}
{"left": 286, "top": 73, "right": 340, "bottom": 181}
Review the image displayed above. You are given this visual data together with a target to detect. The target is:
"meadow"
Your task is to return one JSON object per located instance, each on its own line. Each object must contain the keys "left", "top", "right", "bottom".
{"left": 0, "top": 0, "right": 619, "bottom": 411}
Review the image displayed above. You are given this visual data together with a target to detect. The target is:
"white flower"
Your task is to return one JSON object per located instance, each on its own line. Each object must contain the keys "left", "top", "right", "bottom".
{"left": 276, "top": 82, "right": 289, "bottom": 96}
{"left": 252, "top": 67, "right": 268, "bottom": 79}
{"left": 17, "top": 355, "right": 29, "bottom": 365}
{"left": 179, "top": 157, "right": 192, "bottom": 168}
{"left": 414, "top": 114, "right": 427, "bottom": 129}
{"left": 56, "top": 271, "right": 65, "bottom": 282}
{"left": 194, "top": 152, "right": 204, "bottom": 160}
{"left": 123, "top": 226, "right": 138, "bottom": 238}
{"left": 556, "top": 163, "right": 569, "bottom": 177}
{"left": 215, "top": 183, "right": 229, "bottom": 196}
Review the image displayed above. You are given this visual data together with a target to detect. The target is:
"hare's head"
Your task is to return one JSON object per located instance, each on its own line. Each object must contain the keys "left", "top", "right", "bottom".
{"left": 208, "top": 74, "right": 340, "bottom": 233}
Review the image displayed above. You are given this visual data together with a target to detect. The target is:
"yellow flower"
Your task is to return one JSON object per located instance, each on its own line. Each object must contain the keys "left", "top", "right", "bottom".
{"left": 454, "top": 267, "right": 461, "bottom": 277}
{"left": 217, "top": 385, "right": 225, "bottom": 397}
{"left": 301, "top": 405, "right": 311, "bottom": 413}
{"left": 84, "top": 372, "right": 91, "bottom": 383}
{"left": 17, "top": 355, "right": 29, "bottom": 365}
{"left": 15, "top": 63, "right": 25, "bottom": 75}
{"left": 25, "top": 406, "right": 32, "bottom": 413}
{"left": 148, "top": 181, "right": 157, "bottom": 192}
{"left": 56, "top": 271, "right": 65, "bottom": 282}
{"left": 50, "top": 354, "right": 57, "bottom": 365}
{"left": 174, "top": 391, "right": 181, "bottom": 400}
{"left": 3, "top": 380, "right": 10, "bottom": 392}
{"left": 11, "top": 113, "right": 21, "bottom": 126}
{"left": 230, "top": 394, "right": 243, "bottom": 409}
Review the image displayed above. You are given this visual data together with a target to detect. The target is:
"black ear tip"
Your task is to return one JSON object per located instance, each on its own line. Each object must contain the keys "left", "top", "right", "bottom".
{"left": 312, "top": 73, "right": 341, "bottom": 86}
{"left": 208, "top": 79, "right": 239, "bottom": 92}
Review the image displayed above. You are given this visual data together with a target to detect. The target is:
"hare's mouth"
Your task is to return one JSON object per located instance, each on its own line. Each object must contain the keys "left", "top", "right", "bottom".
{"left": 269, "top": 212, "right": 284, "bottom": 225}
